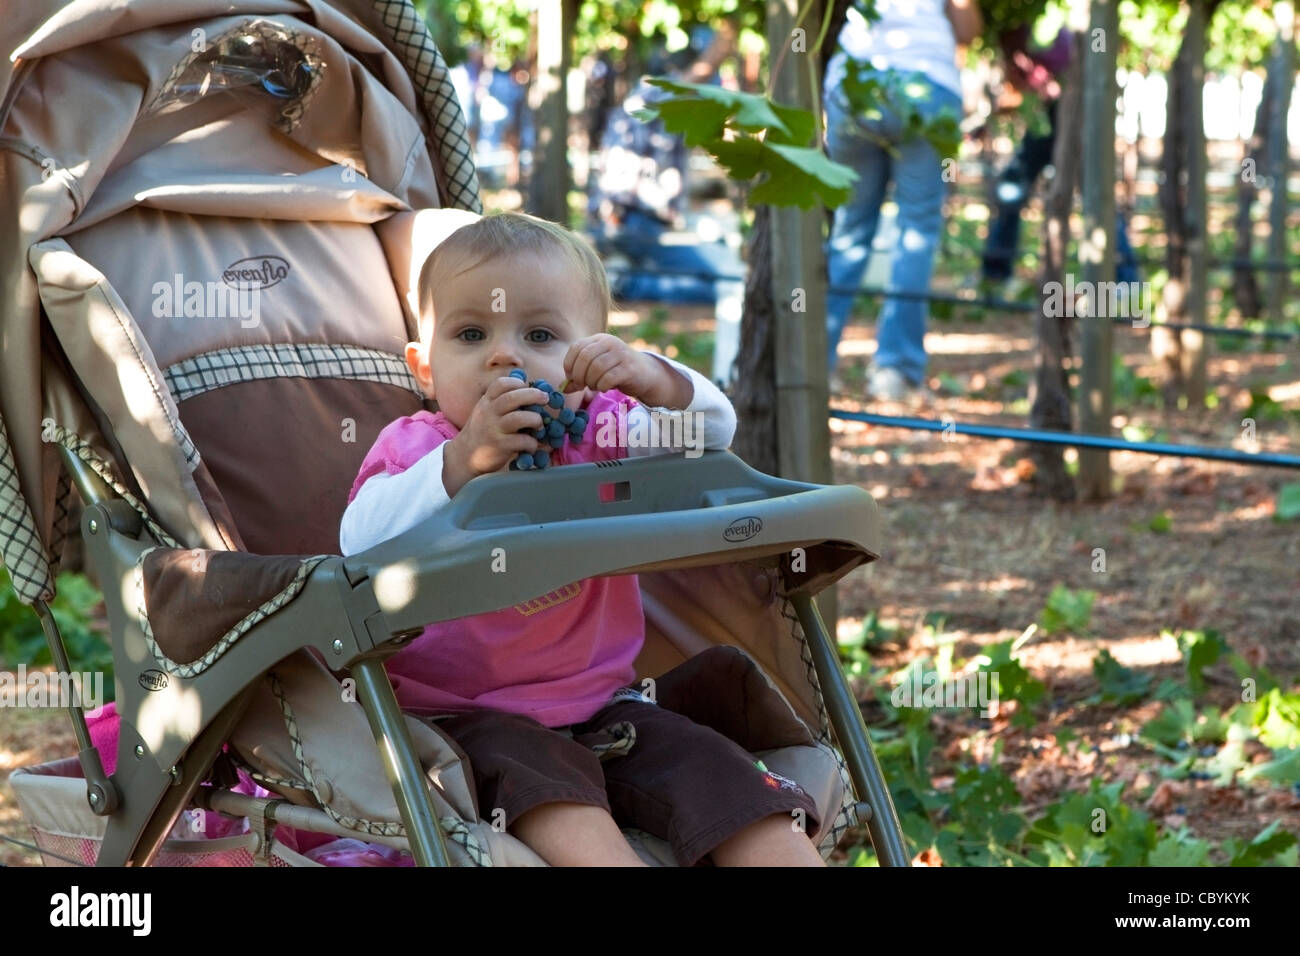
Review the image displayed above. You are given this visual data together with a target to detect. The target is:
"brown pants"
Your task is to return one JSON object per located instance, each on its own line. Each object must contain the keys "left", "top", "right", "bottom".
{"left": 437, "top": 646, "right": 822, "bottom": 866}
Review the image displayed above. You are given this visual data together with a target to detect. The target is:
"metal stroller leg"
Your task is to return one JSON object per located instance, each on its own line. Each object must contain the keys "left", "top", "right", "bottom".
{"left": 790, "top": 593, "right": 910, "bottom": 867}
{"left": 352, "top": 659, "right": 450, "bottom": 867}
{"left": 102, "top": 686, "right": 258, "bottom": 866}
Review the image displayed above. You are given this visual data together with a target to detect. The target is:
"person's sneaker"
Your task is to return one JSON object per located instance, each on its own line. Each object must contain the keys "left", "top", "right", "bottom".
{"left": 868, "top": 365, "right": 911, "bottom": 402}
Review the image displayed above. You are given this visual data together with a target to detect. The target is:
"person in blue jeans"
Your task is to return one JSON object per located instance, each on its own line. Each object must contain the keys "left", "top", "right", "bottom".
{"left": 824, "top": 0, "right": 981, "bottom": 400}
{"left": 981, "top": 25, "right": 1139, "bottom": 287}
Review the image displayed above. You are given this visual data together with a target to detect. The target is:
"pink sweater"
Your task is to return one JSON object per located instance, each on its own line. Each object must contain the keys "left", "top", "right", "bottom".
{"left": 339, "top": 355, "right": 737, "bottom": 727}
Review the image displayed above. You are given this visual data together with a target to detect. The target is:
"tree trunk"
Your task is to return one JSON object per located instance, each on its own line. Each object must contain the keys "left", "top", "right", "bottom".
{"left": 1028, "top": 30, "right": 1085, "bottom": 502}
{"left": 732, "top": 203, "right": 779, "bottom": 475}
{"left": 527, "top": 0, "right": 574, "bottom": 223}
{"left": 1153, "top": 0, "right": 1216, "bottom": 407}
{"left": 1232, "top": 66, "right": 1271, "bottom": 320}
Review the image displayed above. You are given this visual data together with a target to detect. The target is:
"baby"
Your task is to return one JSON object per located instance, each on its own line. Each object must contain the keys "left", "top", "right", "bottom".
{"left": 339, "top": 212, "right": 823, "bottom": 866}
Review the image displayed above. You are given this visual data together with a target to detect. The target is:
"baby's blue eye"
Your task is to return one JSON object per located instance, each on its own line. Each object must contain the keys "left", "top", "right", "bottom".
{"left": 459, "top": 328, "right": 484, "bottom": 342}
{"left": 527, "top": 329, "right": 555, "bottom": 343}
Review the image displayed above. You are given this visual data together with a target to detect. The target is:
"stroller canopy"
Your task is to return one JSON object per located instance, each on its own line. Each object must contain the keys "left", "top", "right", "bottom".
{"left": 0, "top": 0, "right": 480, "bottom": 604}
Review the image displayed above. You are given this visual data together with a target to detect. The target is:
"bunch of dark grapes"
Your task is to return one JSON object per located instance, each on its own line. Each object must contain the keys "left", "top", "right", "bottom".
{"left": 507, "top": 369, "right": 588, "bottom": 470}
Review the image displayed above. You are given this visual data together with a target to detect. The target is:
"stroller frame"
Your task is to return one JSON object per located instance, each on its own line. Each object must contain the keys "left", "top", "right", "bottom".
{"left": 2, "top": 0, "right": 907, "bottom": 868}
{"left": 50, "top": 438, "right": 907, "bottom": 867}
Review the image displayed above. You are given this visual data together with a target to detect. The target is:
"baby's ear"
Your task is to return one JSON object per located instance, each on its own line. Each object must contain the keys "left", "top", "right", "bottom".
{"left": 405, "top": 341, "right": 435, "bottom": 398}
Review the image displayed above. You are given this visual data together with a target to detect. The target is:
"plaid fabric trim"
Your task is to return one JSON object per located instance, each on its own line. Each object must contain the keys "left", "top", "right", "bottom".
{"left": 371, "top": 0, "right": 482, "bottom": 213}
{"left": 777, "top": 592, "right": 862, "bottom": 859}
{"left": 266, "top": 670, "right": 491, "bottom": 866}
{"left": 45, "top": 424, "right": 181, "bottom": 551}
{"left": 47, "top": 469, "right": 72, "bottom": 580}
{"left": 162, "top": 344, "right": 422, "bottom": 403}
{"left": 0, "top": 412, "right": 53, "bottom": 604}
{"left": 132, "top": 546, "right": 328, "bottom": 679}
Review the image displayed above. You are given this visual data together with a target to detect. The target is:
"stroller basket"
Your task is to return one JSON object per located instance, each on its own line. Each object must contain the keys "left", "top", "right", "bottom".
{"left": 11, "top": 758, "right": 318, "bottom": 867}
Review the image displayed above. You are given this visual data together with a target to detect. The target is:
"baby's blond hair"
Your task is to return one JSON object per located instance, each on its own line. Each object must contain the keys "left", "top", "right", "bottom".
{"left": 416, "top": 212, "right": 611, "bottom": 340}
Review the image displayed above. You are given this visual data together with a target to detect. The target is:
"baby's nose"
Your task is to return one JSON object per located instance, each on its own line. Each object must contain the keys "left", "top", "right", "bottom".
{"left": 488, "top": 342, "right": 522, "bottom": 365}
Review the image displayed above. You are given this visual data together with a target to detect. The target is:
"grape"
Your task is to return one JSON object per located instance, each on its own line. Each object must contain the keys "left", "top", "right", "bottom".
{"left": 508, "top": 372, "right": 590, "bottom": 468}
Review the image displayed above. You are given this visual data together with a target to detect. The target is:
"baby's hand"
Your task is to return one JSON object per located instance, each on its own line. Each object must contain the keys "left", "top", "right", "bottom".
{"left": 563, "top": 334, "right": 692, "bottom": 409}
{"left": 442, "top": 376, "right": 545, "bottom": 496}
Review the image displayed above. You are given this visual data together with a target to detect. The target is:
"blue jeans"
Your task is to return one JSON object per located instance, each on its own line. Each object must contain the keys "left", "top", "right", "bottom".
{"left": 982, "top": 101, "right": 1139, "bottom": 285}
{"left": 604, "top": 208, "right": 734, "bottom": 304}
{"left": 824, "top": 72, "right": 962, "bottom": 384}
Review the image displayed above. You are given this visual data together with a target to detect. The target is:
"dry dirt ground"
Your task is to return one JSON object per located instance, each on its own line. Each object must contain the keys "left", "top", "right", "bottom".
{"left": 3, "top": 306, "right": 1297, "bottom": 867}
{"left": 823, "top": 309, "right": 1300, "bottom": 859}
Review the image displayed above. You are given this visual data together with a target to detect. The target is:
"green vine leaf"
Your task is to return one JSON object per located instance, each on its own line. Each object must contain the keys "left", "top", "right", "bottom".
{"left": 632, "top": 76, "right": 858, "bottom": 209}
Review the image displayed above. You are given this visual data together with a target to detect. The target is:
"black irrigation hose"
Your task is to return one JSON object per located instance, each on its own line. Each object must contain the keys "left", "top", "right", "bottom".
{"left": 829, "top": 409, "right": 1300, "bottom": 470}
{"left": 604, "top": 262, "right": 1299, "bottom": 342}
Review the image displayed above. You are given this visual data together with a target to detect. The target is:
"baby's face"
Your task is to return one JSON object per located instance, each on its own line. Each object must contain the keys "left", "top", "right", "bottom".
{"left": 419, "top": 249, "right": 600, "bottom": 429}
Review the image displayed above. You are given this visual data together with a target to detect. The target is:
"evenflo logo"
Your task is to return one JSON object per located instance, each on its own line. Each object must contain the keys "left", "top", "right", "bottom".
{"left": 723, "top": 516, "right": 762, "bottom": 542}
{"left": 222, "top": 255, "right": 290, "bottom": 290}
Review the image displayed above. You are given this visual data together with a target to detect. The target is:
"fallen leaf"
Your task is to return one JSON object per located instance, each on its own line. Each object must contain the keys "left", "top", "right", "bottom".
{"left": 1241, "top": 644, "right": 1269, "bottom": 669}
{"left": 1174, "top": 471, "right": 1216, "bottom": 496}
{"left": 1146, "top": 780, "right": 1184, "bottom": 814}
{"left": 913, "top": 847, "right": 943, "bottom": 867}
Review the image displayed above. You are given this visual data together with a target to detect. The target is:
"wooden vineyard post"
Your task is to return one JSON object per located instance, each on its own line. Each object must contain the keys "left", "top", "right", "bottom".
{"left": 1266, "top": 2, "right": 1294, "bottom": 322}
{"left": 1078, "top": 0, "right": 1119, "bottom": 500}
{"left": 769, "top": 0, "right": 833, "bottom": 625}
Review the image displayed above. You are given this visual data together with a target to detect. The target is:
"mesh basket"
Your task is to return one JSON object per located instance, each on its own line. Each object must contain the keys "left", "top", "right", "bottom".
{"left": 10, "top": 757, "right": 319, "bottom": 867}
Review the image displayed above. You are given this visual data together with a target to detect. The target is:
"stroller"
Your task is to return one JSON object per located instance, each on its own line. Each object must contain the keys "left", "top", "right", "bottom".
{"left": 1, "top": 0, "right": 906, "bottom": 867}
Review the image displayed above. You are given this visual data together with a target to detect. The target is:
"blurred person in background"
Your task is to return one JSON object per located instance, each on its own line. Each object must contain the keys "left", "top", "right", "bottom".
{"left": 823, "top": 0, "right": 981, "bottom": 401}
{"left": 980, "top": 21, "right": 1139, "bottom": 294}
{"left": 587, "top": 24, "right": 739, "bottom": 304}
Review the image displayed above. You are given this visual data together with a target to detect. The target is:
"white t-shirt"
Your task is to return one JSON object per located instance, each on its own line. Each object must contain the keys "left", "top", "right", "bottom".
{"left": 828, "top": 0, "right": 961, "bottom": 100}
